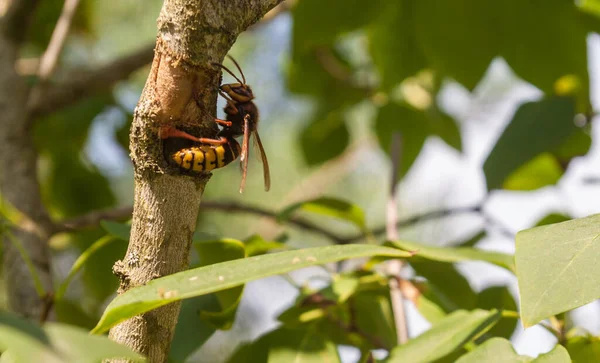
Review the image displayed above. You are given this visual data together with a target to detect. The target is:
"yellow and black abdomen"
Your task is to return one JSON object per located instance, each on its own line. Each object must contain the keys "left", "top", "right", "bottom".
{"left": 172, "top": 139, "right": 241, "bottom": 172}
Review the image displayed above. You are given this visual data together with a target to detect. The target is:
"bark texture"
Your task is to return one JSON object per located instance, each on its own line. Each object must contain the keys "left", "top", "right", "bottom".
{"left": 0, "top": 0, "right": 54, "bottom": 319}
{"left": 107, "top": 0, "right": 283, "bottom": 361}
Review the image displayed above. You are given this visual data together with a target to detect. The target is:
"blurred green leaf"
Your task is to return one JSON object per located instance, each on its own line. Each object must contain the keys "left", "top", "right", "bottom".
{"left": 410, "top": 262, "right": 477, "bottom": 315}
{"left": 484, "top": 97, "right": 576, "bottom": 190}
{"left": 476, "top": 286, "right": 518, "bottom": 340}
{"left": 352, "top": 289, "right": 397, "bottom": 349}
{"left": 279, "top": 197, "right": 366, "bottom": 231}
{"left": 516, "top": 214, "right": 600, "bottom": 327}
{"left": 533, "top": 345, "right": 571, "bottom": 363}
{"left": 100, "top": 221, "right": 131, "bottom": 241}
{"left": 430, "top": 110, "right": 462, "bottom": 152}
{"left": 503, "top": 153, "right": 563, "bottom": 191}
{"left": 226, "top": 327, "right": 341, "bottom": 363}
{"left": 455, "top": 230, "right": 486, "bottom": 248}
{"left": 44, "top": 324, "right": 146, "bottom": 363}
{"left": 369, "top": 0, "right": 428, "bottom": 89}
{"left": 243, "top": 235, "right": 286, "bottom": 257}
{"left": 53, "top": 299, "right": 97, "bottom": 330}
{"left": 386, "top": 309, "right": 501, "bottom": 363}
{"left": 92, "top": 245, "right": 412, "bottom": 334}
{"left": 292, "top": 0, "right": 384, "bottom": 47}
{"left": 501, "top": 1, "right": 589, "bottom": 110}
{"left": 169, "top": 295, "right": 220, "bottom": 363}
{"left": 455, "top": 338, "right": 521, "bottom": 363}
{"left": 413, "top": 0, "right": 499, "bottom": 90}
{"left": 0, "top": 312, "right": 144, "bottom": 363}
{"left": 71, "top": 229, "right": 126, "bottom": 303}
{"left": 56, "top": 235, "right": 118, "bottom": 300}
{"left": 553, "top": 127, "right": 592, "bottom": 163}
{"left": 534, "top": 214, "right": 571, "bottom": 227}
{"left": 387, "top": 240, "right": 515, "bottom": 272}
{"left": 194, "top": 239, "right": 246, "bottom": 330}
{"left": 566, "top": 336, "right": 600, "bottom": 362}
{"left": 375, "top": 103, "right": 430, "bottom": 177}
{"left": 300, "top": 108, "right": 350, "bottom": 166}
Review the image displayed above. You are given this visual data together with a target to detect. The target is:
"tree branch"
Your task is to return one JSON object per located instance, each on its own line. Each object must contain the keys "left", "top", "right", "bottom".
{"left": 385, "top": 133, "right": 409, "bottom": 345}
{"left": 106, "top": 0, "right": 283, "bottom": 361}
{"left": 28, "top": 44, "right": 155, "bottom": 118}
{"left": 0, "top": 3, "right": 54, "bottom": 320}
{"left": 36, "top": 0, "right": 80, "bottom": 81}
{"left": 0, "top": 0, "right": 40, "bottom": 44}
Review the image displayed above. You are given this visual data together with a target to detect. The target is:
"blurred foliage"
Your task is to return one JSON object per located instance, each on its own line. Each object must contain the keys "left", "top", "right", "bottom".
{"left": 1, "top": 0, "right": 599, "bottom": 362}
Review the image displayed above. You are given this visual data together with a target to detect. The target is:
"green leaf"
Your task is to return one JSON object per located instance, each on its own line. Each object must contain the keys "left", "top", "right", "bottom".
{"left": 534, "top": 214, "right": 571, "bottom": 227}
{"left": 100, "top": 221, "right": 131, "bottom": 241}
{"left": 375, "top": 103, "right": 430, "bottom": 177}
{"left": 476, "top": 286, "right": 518, "bottom": 340}
{"left": 430, "top": 111, "right": 462, "bottom": 152}
{"left": 300, "top": 109, "right": 350, "bottom": 166}
{"left": 56, "top": 235, "right": 118, "bottom": 300}
{"left": 194, "top": 239, "right": 246, "bottom": 330}
{"left": 292, "top": 0, "right": 384, "bottom": 47}
{"left": 410, "top": 262, "right": 477, "bottom": 315}
{"left": 352, "top": 290, "right": 397, "bottom": 349}
{"left": 387, "top": 240, "right": 515, "bottom": 272}
{"left": 503, "top": 154, "right": 563, "bottom": 191}
{"left": 413, "top": 0, "right": 499, "bottom": 90}
{"left": 455, "top": 230, "right": 486, "bottom": 248}
{"left": 386, "top": 309, "right": 501, "bottom": 363}
{"left": 169, "top": 295, "right": 219, "bottom": 363}
{"left": 484, "top": 97, "right": 576, "bottom": 190}
{"left": 92, "top": 244, "right": 412, "bottom": 334}
{"left": 533, "top": 344, "right": 571, "bottom": 363}
{"left": 226, "top": 327, "right": 341, "bottom": 363}
{"left": 516, "top": 214, "right": 600, "bottom": 327}
{"left": 455, "top": 338, "right": 522, "bottom": 363}
{"left": 553, "top": 127, "right": 592, "bottom": 163}
{"left": 243, "top": 235, "right": 286, "bottom": 257}
{"left": 566, "top": 336, "right": 600, "bottom": 363}
{"left": 54, "top": 299, "right": 97, "bottom": 330}
{"left": 44, "top": 324, "right": 146, "bottom": 363}
{"left": 0, "top": 312, "right": 145, "bottom": 363}
{"left": 279, "top": 197, "right": 366, "bottom": 231}
{"left": 368, "top": 0, "right": 428, "bottom": 89}
{"left": 501, "top": 1, "right": 590, "bottom": 110}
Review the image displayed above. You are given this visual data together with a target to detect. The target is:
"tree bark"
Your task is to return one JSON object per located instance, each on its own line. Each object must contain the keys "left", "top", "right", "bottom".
{"left": 0, "top": 0, "right": 54, "bottom": 320}
{"left": 107, "top": 0, "right": 283, "bottom": 361}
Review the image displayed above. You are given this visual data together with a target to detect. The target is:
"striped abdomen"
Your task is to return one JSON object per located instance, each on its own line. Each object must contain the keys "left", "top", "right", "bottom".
{"left": 172, "top": 139, "right": 241, "bottom": 172}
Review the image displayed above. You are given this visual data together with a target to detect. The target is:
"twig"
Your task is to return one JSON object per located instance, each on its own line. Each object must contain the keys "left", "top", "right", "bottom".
{"left": 339, "top": 204, "right": 482, "bottom": 244}
{"left": 28, "top": 1, "right": 291, "bottom": 119}
{"left": 385, "top": 132, "right": 409, "bottom": 345}
{"left": 28, "top": 44, "right": 155, "bottom": 118}
{"left": 0, "top": 0, "right": 40, "bottom": 44}
{"left": 55, "top": 206, "right": 133, "bottom": 233}
{"left": 251, "top": 0, "right": 294, "bottom": 29}
{"left": 36, "top": 0, "right": 81, "bottom": 81}
{"left": 53, "top": 200, "right": 488, "bottom": 246}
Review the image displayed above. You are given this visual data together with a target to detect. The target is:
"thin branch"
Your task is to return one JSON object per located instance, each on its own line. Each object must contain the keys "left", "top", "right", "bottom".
{"left": 0, "top": 0, "right": 40, "bottom": 44}
{"left": 55, "top": 206, "right": 133, "bottom": 233}
{"left": 28, "top": 44, "right": 155, "bottom": 118}
{"left": 53, "top": 200, "right": 487, "bottom": 246}
{"left": 36, "top": 0, "right": 81, "bottom": 81}
{"left": 385, "top": 132, "right": 409, "bottom": 345}
{"left": 28, "top": 2, "right": 291, "bottom": 119}
{"left": 339, "top": 204, "right": 482, "bottom": 245}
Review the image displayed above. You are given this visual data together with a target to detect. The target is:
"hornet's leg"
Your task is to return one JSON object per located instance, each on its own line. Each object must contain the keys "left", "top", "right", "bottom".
{"left": 214, "top": 119, "right": 232, "bottom": 127}
{"left": 197, "top": 136, "right": 229, "bottom": 145}
{"left": 159, "top": 125, "right": 202, "bottom": 142}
